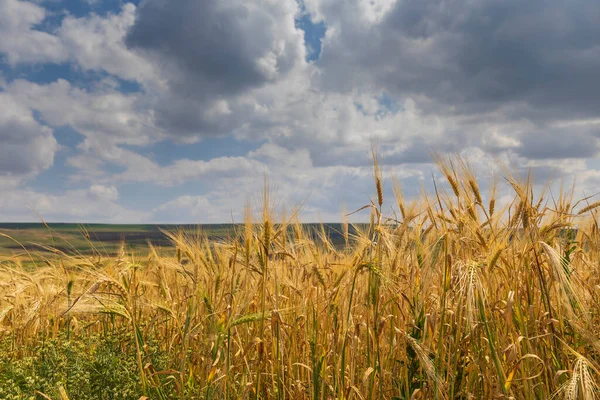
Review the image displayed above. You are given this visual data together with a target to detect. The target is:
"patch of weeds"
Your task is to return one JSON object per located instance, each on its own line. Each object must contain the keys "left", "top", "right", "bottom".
{"left": 0, "top": 333, "right": 146, "bottom": 399}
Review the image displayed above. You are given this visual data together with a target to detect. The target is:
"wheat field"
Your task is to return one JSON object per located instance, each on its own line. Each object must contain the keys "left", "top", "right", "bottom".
{"left": 1, "top": 155, "right": 600, "bottom": 399}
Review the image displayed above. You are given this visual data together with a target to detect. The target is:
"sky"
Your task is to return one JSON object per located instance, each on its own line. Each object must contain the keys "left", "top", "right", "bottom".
{"left": 1, "top": 0, "right": 600, "bottom": 223}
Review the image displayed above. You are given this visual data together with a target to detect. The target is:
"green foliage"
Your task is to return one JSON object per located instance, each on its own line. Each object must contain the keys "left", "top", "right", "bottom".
{"left": 0, "top": 334, "right": 145, "bottom": 399}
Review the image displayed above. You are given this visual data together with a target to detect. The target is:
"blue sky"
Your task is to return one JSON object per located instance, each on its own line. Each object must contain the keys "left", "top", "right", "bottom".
{"left": 1, "top": 0, "right": 600, "bottom": 223}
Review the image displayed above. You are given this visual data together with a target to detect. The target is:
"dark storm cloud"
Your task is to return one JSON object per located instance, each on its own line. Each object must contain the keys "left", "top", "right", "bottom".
{"left": 318, "top": 0, "right": 600, "bottom": 119}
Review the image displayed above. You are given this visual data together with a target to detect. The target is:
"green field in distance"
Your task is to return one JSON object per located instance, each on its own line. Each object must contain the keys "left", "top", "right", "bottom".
{"left": 0, "top": 222, "right": 353, "bottom": 263}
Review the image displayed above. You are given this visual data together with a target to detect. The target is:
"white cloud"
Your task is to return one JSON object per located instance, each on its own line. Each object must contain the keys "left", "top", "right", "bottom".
{"left": 304, "top": 0, "right": 397, "bottom": 26}
{"left": 58, "top": 4, "right": 161, "bottom": 86}
{"left": 0, "top": 1, "right": 160, "bottom": 84}
{"left": 89, "top": 184, "right": 118, "bottom": 201}
{"left": 153, "top": 195, "right": 212, "bottom": 223}
{"left": 6, "top": 78, "right": 158, "bottom": 147}
{"left": 0, "top": 184, "right": 148, "bottom": 223}
{"left": 111, "top": 148, "right": 266, "bottom": 186}
{"left": 0, "top": 0, "right": 67, "bottom": 64}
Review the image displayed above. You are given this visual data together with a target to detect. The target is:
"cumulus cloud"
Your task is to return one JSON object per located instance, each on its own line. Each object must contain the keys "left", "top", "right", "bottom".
{"left": 2, "top": 0, "right": 600, "bottom": 223}
{"left": 309, "top": 0, "right": 600, "bottom": 115}
{"left": 6, "top": 78, "right": 157, "bottom": 148}
{"left": 0, "top": 91, "right": 58, "bottom": 177}
{"left": 0, "top": 0, "right": 67, "bottom": 64}
{"left": 125, "top": 0, "right": 306, "bottom": 136}
{"left": 127, "top": 0, "right": 303, "bottom": 90}
{"left": 10, "top": 0, "right": 596, "bottom": 171}
{"left": 297, "top": 0, "right": 600, "bottom": 163}
{"left": 57, "top": 3, "right": 159, "bottom": 85}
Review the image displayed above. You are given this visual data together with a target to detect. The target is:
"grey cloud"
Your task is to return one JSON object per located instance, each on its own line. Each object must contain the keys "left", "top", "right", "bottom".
{"left": 0, "top": 119, "right": 52, "bottom": 175}
{"left": 384, "top": 135, "right": 469, "bottom": 165}
{"left": 513, "top": 163, "right": 577, "bottom": 185}
{"left": 147, "top": 92, "right": 239, "bottom": 137}
{"left": 0, "top": 93, "right": 57, "bottom": 177}
{"left": 127, "top": 1, "right": 269, "bottom": 94}
{"left": 316, "top": 0, "right": 600, "bottom": 120}
{"left": 126, "top": 0, "right": 305, "bottom": 136}
{"left": 517, "top": 125, "right": 600, "bottom": 159}
{"left": 308, "top": 138, "right": 439, "bottom": 167}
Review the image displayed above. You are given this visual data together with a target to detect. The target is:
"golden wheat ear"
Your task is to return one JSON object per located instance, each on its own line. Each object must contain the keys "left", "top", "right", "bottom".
{"left": 371, "top": 144, "right": 383, "bottom": 208}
